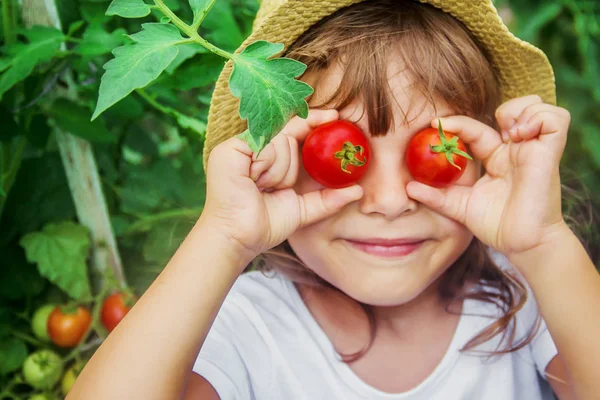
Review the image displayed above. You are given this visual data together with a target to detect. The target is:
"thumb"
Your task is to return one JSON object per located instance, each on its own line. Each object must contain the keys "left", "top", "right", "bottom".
{"left": 406, "top": 181, "right": 471, "bottom": 225}
{"left": 299, "top": 185, "right": 364, "bottom": 227}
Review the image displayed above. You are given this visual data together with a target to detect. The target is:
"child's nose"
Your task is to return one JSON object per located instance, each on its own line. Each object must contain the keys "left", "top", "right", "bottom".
{"left": 358, "top": 154, "right": 418, "bottom": 219}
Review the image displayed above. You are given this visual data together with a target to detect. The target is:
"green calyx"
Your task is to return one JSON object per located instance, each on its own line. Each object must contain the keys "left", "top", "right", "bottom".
{"left": 334, "top": 141, "right": 367, "bottom": 174}
{"left": 429, "top": 120, "right": 473, "bottom": 170}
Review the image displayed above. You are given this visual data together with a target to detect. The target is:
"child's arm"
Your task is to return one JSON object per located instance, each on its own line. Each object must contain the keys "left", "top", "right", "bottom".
{"left": 509, "top": 224, "right": 600, "bottom": 400}
{"left": 67, "top": 109, "right": 364, "bottom": 399}
{"left": 68, "top": 220, "right": 251, "bottom": 399}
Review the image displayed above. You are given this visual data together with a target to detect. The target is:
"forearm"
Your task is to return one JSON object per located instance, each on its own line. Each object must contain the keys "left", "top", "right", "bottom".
{"left": 68, "top": 218, "right": 251, "bottom": 400}
{"left": 509, "top": 224, "right": 600, "bottom": 400}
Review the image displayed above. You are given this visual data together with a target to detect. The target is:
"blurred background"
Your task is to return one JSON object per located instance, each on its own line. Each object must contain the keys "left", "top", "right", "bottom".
{"left": 0, "top": 0, "right": 598, "bottom": 398}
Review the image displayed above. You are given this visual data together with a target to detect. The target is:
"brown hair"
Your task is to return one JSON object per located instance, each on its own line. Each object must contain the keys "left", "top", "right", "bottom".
{"left": 250, "top": 0, "right": 538, "bottom": 362}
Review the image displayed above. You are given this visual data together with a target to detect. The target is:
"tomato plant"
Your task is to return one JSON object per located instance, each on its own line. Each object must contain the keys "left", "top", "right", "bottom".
{"left": 47, "top": 306, "right": 92, "bottom": 348}
{"left": 22, "top": 350, "right": 63, "bottom": 390}
{"left": 302, "top": 120, "right": 370, "bottom": 189}
{"left": 31, "top": 304, "right": 55, "bottom": 342}
{"left": 406, "top": 121, "right": 473, "bottom": 188}
{"left": 101, "top": 292, "right": 134, "bottom": 332}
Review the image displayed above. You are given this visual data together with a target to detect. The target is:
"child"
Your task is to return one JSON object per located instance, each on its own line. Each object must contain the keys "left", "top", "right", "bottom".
{"left": 70, "top": 0, "right": 600, "bottom": 399}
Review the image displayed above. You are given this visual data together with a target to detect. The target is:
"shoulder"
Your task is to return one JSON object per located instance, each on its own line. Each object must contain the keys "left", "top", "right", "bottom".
{"left": 210, "top": 270, "right": 299, "bottom": 332}
{"left": 227, "top": 270, "right": 293, "bottom": 306}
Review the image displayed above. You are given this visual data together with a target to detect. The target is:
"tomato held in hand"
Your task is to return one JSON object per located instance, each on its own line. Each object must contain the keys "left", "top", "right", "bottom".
{"left": 48, "top": 306, "right": 92, "bottom": 348}
{"left": 101, "top": 292, "right": 134, "bottom": 332}
{"left": 406, "top": 121, "right": 473, "bottom": 188}
{"left": 302, "top": 120, "right": 370, "bottom": 189}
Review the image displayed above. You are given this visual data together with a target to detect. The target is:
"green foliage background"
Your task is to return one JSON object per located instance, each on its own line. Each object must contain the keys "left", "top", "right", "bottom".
{"left": 0, "top": 0, "right": 599, "bottom": 397}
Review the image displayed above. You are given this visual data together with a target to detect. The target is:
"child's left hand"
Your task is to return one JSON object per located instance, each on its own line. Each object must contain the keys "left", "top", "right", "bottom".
{"left": 406, "top": 95, "right": 571, "bottom": 260}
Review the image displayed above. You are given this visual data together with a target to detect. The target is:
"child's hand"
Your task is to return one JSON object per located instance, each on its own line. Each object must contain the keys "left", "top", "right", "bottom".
{"left": 200, "top": 109, "right": 364, "bottom": 261}
{"left": 406, "top": 95, "right": 571, "bottom": 261}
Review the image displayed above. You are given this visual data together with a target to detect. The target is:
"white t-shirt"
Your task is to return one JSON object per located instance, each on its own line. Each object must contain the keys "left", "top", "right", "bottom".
{"left": 193, "top": 251, "right": 558, "bottom": 400}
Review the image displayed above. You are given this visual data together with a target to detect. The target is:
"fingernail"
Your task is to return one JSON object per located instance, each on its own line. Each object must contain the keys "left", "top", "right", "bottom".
{"left": 501, "top": 130, "right": 510, "bottom": 143}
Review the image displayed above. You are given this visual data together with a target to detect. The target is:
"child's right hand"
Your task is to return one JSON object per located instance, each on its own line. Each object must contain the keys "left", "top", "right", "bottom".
{"left": 200, "top": 109, "right": 364, "bottom": 263}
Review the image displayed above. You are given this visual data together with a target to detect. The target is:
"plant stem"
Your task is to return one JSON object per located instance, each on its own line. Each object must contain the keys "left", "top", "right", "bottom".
{"left": 195, "top": 34, "right": 234, "bottom": 60}
{"left": 191, "top": 0, "right": 218, "bottom": 31}
{"left": 2, "top": 0, "right": 16, "bottom": 46}
{"left": 136, "top": 88, "right": 171, "bottom": 115}
{"left": 10, "top": 330, "right": 47, "bottom": 347}
{"left": 153, "top": 0, "right": 194, "bottom": 37}
{"left": 152, "top": 0, "right": 234, "bottom": 60}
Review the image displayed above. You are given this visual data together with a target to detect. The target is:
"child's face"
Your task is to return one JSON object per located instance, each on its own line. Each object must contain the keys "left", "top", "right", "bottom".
{"left": 288, "top": 59, "right": 481, "bottom": 306}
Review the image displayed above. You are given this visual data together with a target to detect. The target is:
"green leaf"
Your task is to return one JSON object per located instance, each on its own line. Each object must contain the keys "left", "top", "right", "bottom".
{"left": 0, "top": 337, "right": 28, "bottom": 375}
{"left": 165, "top": 43, "right": 206, "bottom": 74}
{"left": 0, "top": 26, "right": 65, "bottom": 100}
{"left": 159, "top": 53, "right": 223, "bottom": 90}
{"left": 67, "top": 20, "right": 86, "bottom": 36}
{"left": 188, "top": 0, "right": 212, "bottom": 17}
{"left": 230, "top": 40, "right": 313, "bottom": 153}
{"left": 203, "top": 1, "right": 244, "bottom": 51}
{"left": 92, "top": 23, "right": 184, "bottom": 120}
{"left": 106, "top": 0, "right": 151, "bottom": 18}
{"left": 20, "top": 221, "right": 92, "bottom": 301}
{"left": 50, "top": 99, "right": 117, "bottom": 143}
{"left": 174, "top": 112, "right": 206, "bottom": 137}
{"left": 76, "top": 22, "right": 128, "bottom": 57}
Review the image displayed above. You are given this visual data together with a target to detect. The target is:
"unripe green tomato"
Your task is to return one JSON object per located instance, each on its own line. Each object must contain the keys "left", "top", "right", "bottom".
{"left": 28, "top": 394, "right": 53, "bottom": 400}
{"left": 22, "top": 350, "right": 63, "bottom": 390}
{"left": 61, "top": 362, "right": 84, "bottom": 396}
{"left": 31, "top": 305, "right": 55, "bottom": 342}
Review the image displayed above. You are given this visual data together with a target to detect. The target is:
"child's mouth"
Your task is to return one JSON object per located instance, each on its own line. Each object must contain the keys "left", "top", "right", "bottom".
{"left": 344, "top": 238, "right": 426, "bottom": 258}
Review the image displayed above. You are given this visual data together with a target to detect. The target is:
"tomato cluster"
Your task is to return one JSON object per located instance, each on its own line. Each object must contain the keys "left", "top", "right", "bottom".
{"left": 301, "top": 119, "right": 472, "bottom": 189}
{"left": 24, "top": 292, "right": 134, "bottom": 396}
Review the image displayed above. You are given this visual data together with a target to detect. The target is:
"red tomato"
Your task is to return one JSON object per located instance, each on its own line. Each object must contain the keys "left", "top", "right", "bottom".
{"left": 406, "top": 121, "right": 473, "bottom": 188}
{"left": 302, "top": 120, "right": 370, "bottom": 189}
{"left": 47, "top": 306, "right": 92, "bottom": 348}
{"left": 101, "top": 292, "right": 133, "bottom": 332}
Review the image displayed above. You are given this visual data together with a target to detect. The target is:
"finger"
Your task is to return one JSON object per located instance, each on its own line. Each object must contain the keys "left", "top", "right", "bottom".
{"left": 275, "top": 135, "right": 300, "bottom": 189}
{"left": 405, "top": 181, "right": 472, "bottom": 225}
{"left": 508, "top": 103, "right": 571, "bottom": 142}
{"left": 281, "top": 108, "right": 339, "bottom": 142}
{"left": 432, "top": 116, "right": 503, "bottom": 165}
{"left": 495, "top": 94, "right": 543, "bottom": 137}
{"left": 249, "top": 140, "right": 277, "bottom": 181}
{"left": 299, "top": 185, "right": 364, "bottom": 227}
{"left": 255, "top": 133, "right": 292, "bottom": 189}
{"left": 207, "top": 137, "right": 254, "bottom": 178}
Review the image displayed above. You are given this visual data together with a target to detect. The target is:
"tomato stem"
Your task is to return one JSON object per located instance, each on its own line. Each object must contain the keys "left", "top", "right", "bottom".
{"left": 334, "top": 141, "right": 367, "bottom": 174}
{"left": 429, "top": 120, "right": 472, "bottom": 170}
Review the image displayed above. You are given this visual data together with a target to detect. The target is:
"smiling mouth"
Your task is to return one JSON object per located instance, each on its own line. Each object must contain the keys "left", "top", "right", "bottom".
{"left": 344, "top": 239, "right": 426, "bottom": 258}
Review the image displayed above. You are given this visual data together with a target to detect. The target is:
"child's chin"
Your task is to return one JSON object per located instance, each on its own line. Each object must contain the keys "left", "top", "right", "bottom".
{"left": 334, "top": 272, "right": 435, "bottom": 307}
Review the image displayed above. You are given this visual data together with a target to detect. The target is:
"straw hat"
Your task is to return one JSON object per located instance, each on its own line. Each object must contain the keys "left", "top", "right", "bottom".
{"left": 202, "top": 0, "right": 556, "bottom": 166}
